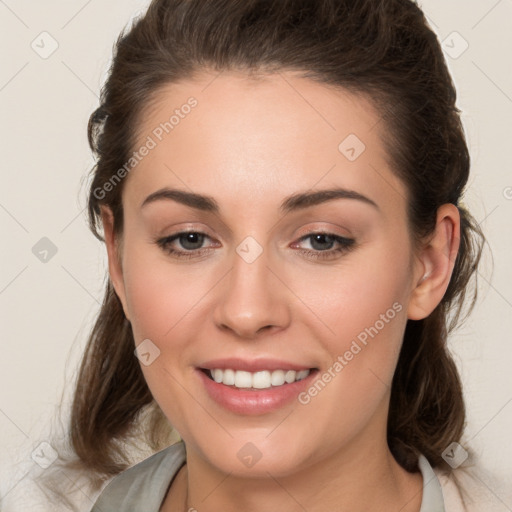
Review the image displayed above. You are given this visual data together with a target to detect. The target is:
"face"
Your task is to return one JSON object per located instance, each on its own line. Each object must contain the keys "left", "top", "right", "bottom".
{"left": 103, "top": 70, "right": 440, "bottom": 478}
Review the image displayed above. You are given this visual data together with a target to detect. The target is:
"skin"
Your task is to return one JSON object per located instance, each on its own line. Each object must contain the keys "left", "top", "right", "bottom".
{"left": 101, "top": 70, "right": 460, "bottom": 512}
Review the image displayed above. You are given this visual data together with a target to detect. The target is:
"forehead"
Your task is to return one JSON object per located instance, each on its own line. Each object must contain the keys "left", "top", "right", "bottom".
{"left": 125, "top": 70, "right": 407, "bottom": 219}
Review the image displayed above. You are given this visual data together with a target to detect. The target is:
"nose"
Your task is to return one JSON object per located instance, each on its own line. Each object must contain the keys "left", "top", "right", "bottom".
{"left": 213, "top": 245, "right": 291, "bottom": 340}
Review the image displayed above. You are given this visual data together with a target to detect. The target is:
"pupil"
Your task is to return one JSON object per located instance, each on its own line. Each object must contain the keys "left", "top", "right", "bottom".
{"left": 311, "top": 234, "right": 334, "bottom": 251}
{"left": 180, "top": 232, "right": 204, "bottom": 250}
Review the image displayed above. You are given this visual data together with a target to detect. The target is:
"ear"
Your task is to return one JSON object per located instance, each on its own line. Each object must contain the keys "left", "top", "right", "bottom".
{"left": 100, "top": 205, "right": 130, "bottom": 321}
{"left": 407, "top": 203, "right": 461, "bottom": 320}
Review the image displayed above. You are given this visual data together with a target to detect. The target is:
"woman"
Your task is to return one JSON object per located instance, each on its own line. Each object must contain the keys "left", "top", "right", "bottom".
{"left": 26, "top": 0, "right": 507, "bottom": 510}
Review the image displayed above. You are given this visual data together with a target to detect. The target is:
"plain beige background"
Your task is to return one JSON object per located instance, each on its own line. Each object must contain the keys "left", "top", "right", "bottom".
{"left": 1, "top": 0, "right": 511, "bottom": 508}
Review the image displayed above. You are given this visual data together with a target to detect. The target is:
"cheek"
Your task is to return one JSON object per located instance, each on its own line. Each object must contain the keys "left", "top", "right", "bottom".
{"left": 288, "top": 237, "right": 412, "bottom": 410}
{"left": 123, "top": 268, "right": 174, "bottom": 342}
{"left": 290, "top": 235, "right": 412, "bottom": 348}
{"left": 121, "top": 240, "right": 207, "bottom": 342}
{"left": 120, "top": 246, "right": 209, "bottom": 428}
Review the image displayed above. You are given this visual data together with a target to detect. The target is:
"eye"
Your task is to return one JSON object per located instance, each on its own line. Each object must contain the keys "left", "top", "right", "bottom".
{"left": 155, "top": 230, "right": 356, "bottom": 261}
{"left": 292, "top": 232, "right": 356, "bottom": 260}
{"left": 155, "top": 231, "right": 218, "bottom": 259}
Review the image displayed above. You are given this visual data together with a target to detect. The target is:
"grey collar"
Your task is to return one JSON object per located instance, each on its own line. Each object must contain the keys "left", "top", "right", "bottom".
{"left": 418, "top": 453, "right": 446, "bottom": 511}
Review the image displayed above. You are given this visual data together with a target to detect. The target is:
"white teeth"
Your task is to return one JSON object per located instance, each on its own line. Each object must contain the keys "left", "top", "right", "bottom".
{"left": 208, "top": 368, "right": 311, "bottom": 389}
{"left": 271, "top": 370, "right": 285, "bottom": 386}
{"left": 234, "top": 370, "right": 252, "bottom": 388}
{"left": 222, "top": 368, "right": 235, "bottom": 385}
{"left": 296, "top": 369, "right": 310, "bottom": 381}
{"left": 284, "top": 370, "right": 296, "bottom": 383}
{"left": 252, "top": 371, "right": 271, "bottom": 389}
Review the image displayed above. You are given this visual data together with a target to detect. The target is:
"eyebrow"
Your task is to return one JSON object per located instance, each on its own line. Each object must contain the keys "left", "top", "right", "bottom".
{"left": 140, "top": 187, "right": 379, "bottom": 213}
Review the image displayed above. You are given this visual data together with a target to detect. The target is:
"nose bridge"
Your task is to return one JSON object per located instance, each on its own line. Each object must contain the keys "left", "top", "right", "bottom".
{"left": 213, "top": 236, "right": 290, "bottom": 338}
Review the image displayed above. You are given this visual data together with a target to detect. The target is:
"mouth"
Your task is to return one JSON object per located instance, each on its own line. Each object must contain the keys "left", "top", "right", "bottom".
{"left": 196, "top": 360, "right": 320, "bottom": 414}
{"left": 199, "top": 367, "right": 319, "bottom": 391}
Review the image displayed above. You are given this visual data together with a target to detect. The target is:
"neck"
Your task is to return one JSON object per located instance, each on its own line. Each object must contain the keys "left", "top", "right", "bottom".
{"left": 163, "top": 435, "right": 423, "bottom": 512}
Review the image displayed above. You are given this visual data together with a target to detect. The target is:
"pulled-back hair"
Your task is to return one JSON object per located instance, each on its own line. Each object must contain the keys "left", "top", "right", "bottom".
{"left": 68, "top": 0, "right": 484, "bottom": 486}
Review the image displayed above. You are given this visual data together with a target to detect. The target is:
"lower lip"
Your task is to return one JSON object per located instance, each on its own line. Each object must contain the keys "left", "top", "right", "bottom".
{"left": 196, "top": 368, "right": 318, "bottom": 415}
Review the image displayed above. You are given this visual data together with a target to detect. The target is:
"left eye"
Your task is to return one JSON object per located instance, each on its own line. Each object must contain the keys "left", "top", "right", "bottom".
{"left": 297, "top": 233, "right": 343, "bottom": 251}
{"left": 292, "top": 232, "right": 356, "bottom": 260}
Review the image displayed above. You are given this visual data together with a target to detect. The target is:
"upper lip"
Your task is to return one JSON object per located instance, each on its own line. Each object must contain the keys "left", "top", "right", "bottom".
{"left": 199, "top": 358, "right": 315, "bottom": 372}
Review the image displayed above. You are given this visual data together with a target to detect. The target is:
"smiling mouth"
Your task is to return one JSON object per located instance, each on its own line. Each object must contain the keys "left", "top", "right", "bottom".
{"left": 200, "top": 367, "right": 318, "bottom": 390}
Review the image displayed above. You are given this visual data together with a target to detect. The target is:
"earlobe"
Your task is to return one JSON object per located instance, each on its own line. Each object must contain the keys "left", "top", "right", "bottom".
{"left": 100, "top": 206, "right": 130, "bottom": 322}
{"left": 407, "top": 204, "right": 461, "bottom": 320}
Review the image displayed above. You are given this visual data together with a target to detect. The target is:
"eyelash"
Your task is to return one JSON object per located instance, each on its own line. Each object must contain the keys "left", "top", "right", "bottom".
{"left": 155, "top": 231, "right": 356, "bottom": 261}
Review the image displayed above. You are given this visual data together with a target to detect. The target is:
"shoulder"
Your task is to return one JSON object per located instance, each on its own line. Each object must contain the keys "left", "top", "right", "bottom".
{"left": 90, "top": 441, "right": 187, "bottom": 512}
{"left": 1, "top": 440, "right": 186, "bottom": 512}
{"left": 433, "top": 464, "right": 512, "bottom": 512}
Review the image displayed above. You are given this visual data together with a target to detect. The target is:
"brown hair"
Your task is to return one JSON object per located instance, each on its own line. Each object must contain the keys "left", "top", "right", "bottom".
{"left": 69, "top": 0, "right": 485, "bottom": 482}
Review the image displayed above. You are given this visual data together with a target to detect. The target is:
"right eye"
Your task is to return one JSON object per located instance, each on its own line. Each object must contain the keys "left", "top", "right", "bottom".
{"left": 155, "top": 231, "right": 219, "bottom": 259}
